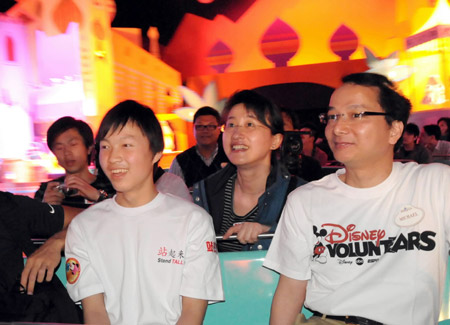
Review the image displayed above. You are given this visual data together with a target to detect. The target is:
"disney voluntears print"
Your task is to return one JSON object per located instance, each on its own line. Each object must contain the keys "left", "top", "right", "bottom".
{"left": 264, "top": 162, "right": 450, "bottom": 325}
{"left": 311, "top": 216, "right": 435, "bottom": 265}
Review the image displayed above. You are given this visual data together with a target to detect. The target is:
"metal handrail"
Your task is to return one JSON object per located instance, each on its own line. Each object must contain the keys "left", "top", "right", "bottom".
{"left": 31, "top": 233, "right": 276, "bottom": 245}
{"left": 216, "top": 233, "right": 274, "bottom": 241}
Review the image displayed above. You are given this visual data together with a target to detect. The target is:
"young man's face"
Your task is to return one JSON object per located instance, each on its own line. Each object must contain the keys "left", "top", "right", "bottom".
{"left": 51, "top": 128, "right": 91, "bottom": 175}
{"left": 419, "top": 130, "right": 434, "bottom": 146}
{"left": 402, "top": 132, "right": 416, "bottom": 146}
{"left": 99, "top": 121, "right": 161, "bottom": 205}
{"left": 193, "top": 115, "right": 221, "bottom": 148}
{"left": 325, "top": 83, "right": 401, "bottom": 169}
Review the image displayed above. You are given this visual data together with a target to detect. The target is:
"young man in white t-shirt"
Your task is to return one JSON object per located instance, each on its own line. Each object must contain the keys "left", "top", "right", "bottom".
{"left": 65, "top": 100, "right": 224, "bottom": 324}
{"left": 264, "top": 73, "right": 450, "bottom": 325}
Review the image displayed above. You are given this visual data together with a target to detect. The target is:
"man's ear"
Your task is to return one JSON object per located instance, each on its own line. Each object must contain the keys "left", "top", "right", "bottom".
{"left": 152, "top": 151, "right": 163, "bottom": 165}
{"left": 389, "top": 121, "right": 404, "bottom": 145}
{"left": 271, "top": 133, "right": 283, "bottom": 150}
{"left": 88, "top": 145, "right": 94, "bottom": 155}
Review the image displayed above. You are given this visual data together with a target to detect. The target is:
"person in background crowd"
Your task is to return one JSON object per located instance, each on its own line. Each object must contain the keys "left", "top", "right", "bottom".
{"left": 65, "top": 100, "right": 223, "bottom": 324}
{"left": 193, "top": 90, "right": 305, "bottom": 252}
{"left": 169, "top": 106, "right": 228, "bottom": 189}
{"left": 420, "top": 124, "right": 450, "bottom": 162}
{"left": 394, "top": 122, "right": 431, "bottom": 164}
{"left": 264, "top": 72, "right": 450, "bottom": 325}
{"left": 280, "top": 110, "right": 322, "bottom": 181}
{"left": 438, "top": 117, "right": 450, "bottom": 141}
{"left": 34, "top": 117, "right": 114, "bottom": 209}
{"left": 281, "top": 108, "right": 298, "bottom": 132}
{"left": 299, "top": 122, "right": 329, "bottom": 166}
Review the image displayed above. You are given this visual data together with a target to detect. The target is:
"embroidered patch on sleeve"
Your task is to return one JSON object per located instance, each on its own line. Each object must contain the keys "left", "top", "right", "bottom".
{"left": 66, "top": 258, "right": 81, "bottom": 284}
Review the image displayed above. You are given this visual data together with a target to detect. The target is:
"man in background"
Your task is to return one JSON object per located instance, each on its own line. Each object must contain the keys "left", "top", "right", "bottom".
{"left": 395, "top": 122, "right": 431, "bottom": 164}
{"left": 169, "top": 106, "right": 228, "bottom": 188}
{"left": 420, "top": 124, "right": 450, "bottom": 162}
{"left": 34, "top": 117, "right": 114, "bottom": 208}
{"left": 299, "top": 122, "right": 329, "bottom": 166}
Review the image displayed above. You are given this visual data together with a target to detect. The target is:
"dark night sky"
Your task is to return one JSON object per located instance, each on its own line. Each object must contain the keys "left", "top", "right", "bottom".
{"left": 1, "top": 0, "right": 256, "bottom": 45}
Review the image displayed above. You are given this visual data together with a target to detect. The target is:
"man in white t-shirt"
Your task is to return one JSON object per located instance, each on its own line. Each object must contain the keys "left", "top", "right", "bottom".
{"left": 264, "top": 73, "right": 450, "bottom": 325}
{"left": 65, "top": 100, "right": 224, "bottom": 324}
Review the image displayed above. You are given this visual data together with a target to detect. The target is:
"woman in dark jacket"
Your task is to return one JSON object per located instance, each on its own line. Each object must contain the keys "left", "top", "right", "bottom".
{"left": 193, "top": 90, "right": 305, "bottom": 251}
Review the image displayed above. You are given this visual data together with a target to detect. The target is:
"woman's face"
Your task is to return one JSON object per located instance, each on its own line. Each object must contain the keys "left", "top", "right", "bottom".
{"left": 439, "top": 120, "right": 448, "bottom": 135}
{"left": 222, "top": 103, "right": 282, "bottom": 169}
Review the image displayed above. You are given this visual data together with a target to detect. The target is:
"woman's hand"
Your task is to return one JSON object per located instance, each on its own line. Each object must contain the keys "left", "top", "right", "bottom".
{"left": 223, "top": 222, "right": 271, "bottom": 244}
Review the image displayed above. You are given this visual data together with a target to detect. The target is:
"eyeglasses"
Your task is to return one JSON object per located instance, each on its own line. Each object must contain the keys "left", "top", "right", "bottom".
{"left": 319, "top": 111, "right": 390, "bottom": 124}
{"left": 194, "top": 124, "right": 219, "bottom": 131}
{"left": 222, "top": 121, "right": 268, "bottom": 133}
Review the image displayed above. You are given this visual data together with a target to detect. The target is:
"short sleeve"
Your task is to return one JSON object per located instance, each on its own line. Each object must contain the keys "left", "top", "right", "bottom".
{"left": 180, "top": 209, "right": 224, "bottom": 302}
{"left": 263, "top": 193, "right": 312, "bottom": 280}
{"left": 65, "top": 218, "right": 104, "bottom": 302}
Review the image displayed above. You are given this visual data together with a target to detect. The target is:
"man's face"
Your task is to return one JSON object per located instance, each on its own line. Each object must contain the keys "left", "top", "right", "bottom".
{"left": 419, "top": 130, "right": 433, "bottom": 146}
{"left": 325, "top": 83, "right": 401, "bottom": 168}
{"left": 51, "top": 128, "right": 91, "bottom": 175}
{"left": 402, "top": 132, "right": 416, "bottom": 146}
{"left": 193, "top": 115, "right": 221, "bottom": 147}
{"left": 99, "top": 121, "right": 161, "bottom": 205}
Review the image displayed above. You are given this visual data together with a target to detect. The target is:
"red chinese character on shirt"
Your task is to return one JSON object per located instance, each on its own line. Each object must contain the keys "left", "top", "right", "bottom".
{"left": 206, "top": 241, "right": 217, "bottom": 252}
{"left": 158, "top": 247, "right": 167, "bottom": 256}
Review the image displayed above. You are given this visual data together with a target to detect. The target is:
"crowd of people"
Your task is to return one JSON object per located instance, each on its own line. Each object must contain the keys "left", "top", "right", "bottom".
{"left": 0, "top": 72, "right": 449, "bottom": 325}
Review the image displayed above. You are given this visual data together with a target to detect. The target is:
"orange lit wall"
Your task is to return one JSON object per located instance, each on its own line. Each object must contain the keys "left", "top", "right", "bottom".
{"left": 163, "top": 0, "right": 449, "bottom": 115}
{"left": 163, "top": 0, "right": 434, "bottom": 78}
{"left": 187, "top": 59, "right": 369, "bottom": 100}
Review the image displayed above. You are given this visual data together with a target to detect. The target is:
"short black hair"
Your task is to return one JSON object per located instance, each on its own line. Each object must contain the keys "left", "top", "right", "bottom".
{"left": 342, "top": 73, "right": 411, "bottom": 128}
{"left": 47, "top": 117, "right": 94, "bottom": 161}
{"left": 222, "top": 89, "right": 284, "bottom": 136}
{"left": 193, "top": 106, "right": 221, "bottom": 124}
{"left": 96, "top": 100, "right": 164, "bottom": 155}
{"left": 404, "top": 123, "right": 420, "bottom": 137}
{"left": 423, "top": 124, "right": 441, "bottom": 140}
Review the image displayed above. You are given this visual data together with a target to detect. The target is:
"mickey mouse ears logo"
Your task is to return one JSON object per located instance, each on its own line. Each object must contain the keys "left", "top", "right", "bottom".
{"left": 66, "top": 258, "right": 81, "bottom": 284}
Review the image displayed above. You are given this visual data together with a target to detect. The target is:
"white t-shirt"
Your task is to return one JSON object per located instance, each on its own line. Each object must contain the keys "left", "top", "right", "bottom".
{"left": 65, "top": 193, "right": 224, "bottom": 325}
{"left": 264, "top": 162, "right": 450, "bottom": 325}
